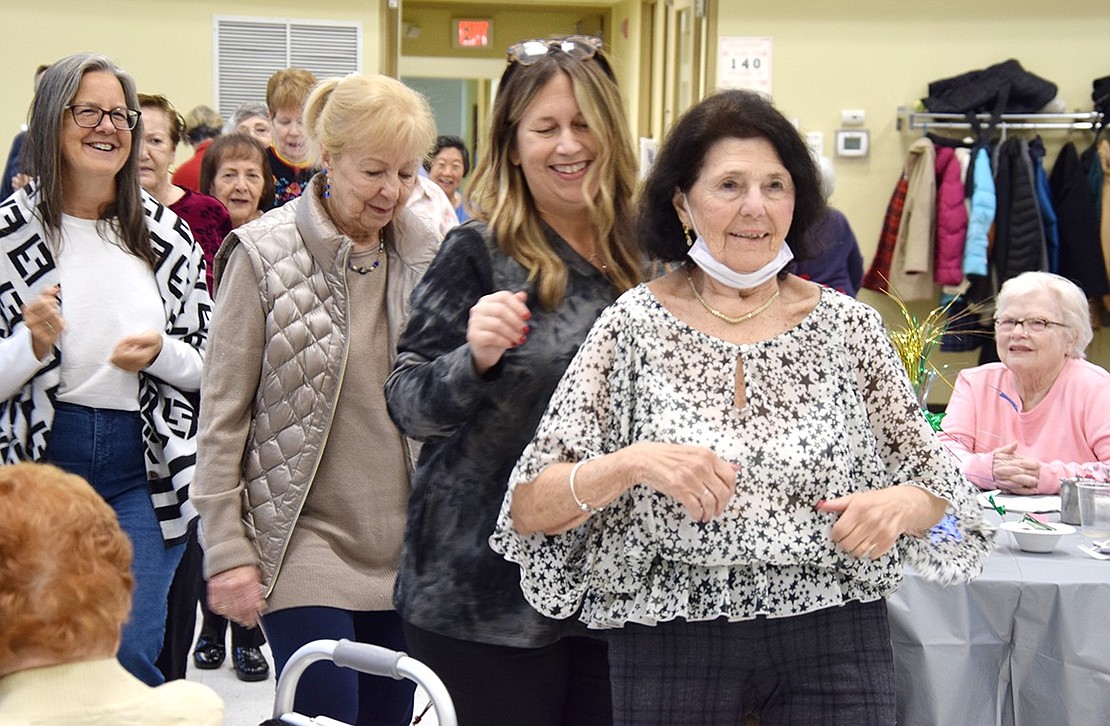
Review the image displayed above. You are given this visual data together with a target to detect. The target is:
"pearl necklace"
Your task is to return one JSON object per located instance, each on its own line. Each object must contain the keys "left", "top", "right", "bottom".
{"left": 347, "top": 231, "right": 386, "bottom": 275}
{"left": 686, "top": 271, "right": 779, "bottom": 325}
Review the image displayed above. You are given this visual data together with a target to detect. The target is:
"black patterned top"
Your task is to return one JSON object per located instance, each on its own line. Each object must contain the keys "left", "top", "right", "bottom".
{"left": 385, "top": 220, "right": 621, "bottom": 648}
{"left": 266, "top": 145, "right": 315, "bottom": 208}
{"left": 491, "top": 284, "right": 994, "bottom": 629}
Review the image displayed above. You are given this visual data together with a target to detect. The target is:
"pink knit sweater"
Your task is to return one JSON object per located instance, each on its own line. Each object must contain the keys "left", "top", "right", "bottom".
{"left": 939, "top": 358, "right": 1110, "bottom": 493}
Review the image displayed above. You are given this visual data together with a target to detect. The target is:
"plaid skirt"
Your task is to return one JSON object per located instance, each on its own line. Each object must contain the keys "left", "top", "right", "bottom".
{"left": 607, "top": 599, "right": 896, "bottom": 726}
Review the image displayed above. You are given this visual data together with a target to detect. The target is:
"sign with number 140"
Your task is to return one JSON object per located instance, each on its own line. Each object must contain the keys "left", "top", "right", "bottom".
{"left": 717, "top": 36, "right": 772, "bottom": 95}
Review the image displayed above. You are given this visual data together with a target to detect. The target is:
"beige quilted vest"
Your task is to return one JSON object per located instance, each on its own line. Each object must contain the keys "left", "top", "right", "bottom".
{"left": 212, "top": 176, "right": 440, "bottom": 592}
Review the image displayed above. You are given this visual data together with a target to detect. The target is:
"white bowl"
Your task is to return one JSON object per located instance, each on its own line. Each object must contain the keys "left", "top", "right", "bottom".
{"left": 1000, "top": 520, "right": 1075, "bottom": 553}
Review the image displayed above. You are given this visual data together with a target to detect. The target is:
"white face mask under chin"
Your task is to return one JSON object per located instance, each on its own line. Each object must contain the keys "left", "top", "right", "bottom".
{"left": 682, "top": 195, "right": 794, "bottom": 290}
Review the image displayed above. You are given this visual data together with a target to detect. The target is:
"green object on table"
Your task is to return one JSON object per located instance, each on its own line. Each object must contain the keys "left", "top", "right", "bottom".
{"left": 1020, "top": 512, "right": 1055, "bottom": 531}
{"left": 987, "top": 494, "right": 1006, "bottom": 515}
{"left": 923, "top": 409, "right": 946, "bottom": 433}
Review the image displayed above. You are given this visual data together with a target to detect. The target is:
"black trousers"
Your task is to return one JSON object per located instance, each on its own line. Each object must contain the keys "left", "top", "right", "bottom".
{"left": 196, "top": 589, "right": 267, "bottom": 648}
{"left": 155, "top": 527, "right": 204, "bottom": 680}
{"left": 155, "top": 527, "right": 265, "bottom": 681}
{"left": 403, "top": 622, "right": 613, "bottom": 726}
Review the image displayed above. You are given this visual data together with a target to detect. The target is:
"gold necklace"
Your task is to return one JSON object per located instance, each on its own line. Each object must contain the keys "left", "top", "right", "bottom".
{"left": 686, "top": 271, "right": 779, "bottom": 325}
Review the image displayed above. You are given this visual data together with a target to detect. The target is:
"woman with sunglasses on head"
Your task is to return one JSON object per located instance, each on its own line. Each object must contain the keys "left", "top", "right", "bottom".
{"left": 0, "top": 53, "right": 210, "bottom": 687}
{"left": 941, "top": 271, "right": 1110, "bottom": 493}
{"left": 385, "top": 36, "right": 640, "bottom": 726}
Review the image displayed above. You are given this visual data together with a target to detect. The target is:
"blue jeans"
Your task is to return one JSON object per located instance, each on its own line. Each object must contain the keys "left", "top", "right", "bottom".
{"left": 264, "top": 607, "right": 415, "bottom": 726}
{"left": 47, "top": 402, "right": 184, "bottom": 686}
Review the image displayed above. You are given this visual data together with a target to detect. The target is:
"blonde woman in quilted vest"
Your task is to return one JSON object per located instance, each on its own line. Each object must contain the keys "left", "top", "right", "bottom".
{"left": 192, "top": 73, "right": 440, "bottom": 726}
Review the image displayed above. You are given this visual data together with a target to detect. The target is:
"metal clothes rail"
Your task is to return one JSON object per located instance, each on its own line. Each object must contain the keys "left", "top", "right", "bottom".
{"left": 896, "top": 107, "right": 1104, "bottom": 136}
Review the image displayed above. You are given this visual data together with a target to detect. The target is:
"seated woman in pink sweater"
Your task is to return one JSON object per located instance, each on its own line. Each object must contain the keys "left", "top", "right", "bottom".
{"left": 941, "top": 271, "right": 1110, "bottom": 494}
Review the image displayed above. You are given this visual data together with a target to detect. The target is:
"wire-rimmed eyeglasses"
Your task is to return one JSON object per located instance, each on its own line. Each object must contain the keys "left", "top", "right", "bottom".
{"left": 65, "top": 104, "right": 141, "bottom": 131}
{"left": 993, "top": 317, "right": 1067, "bottom": 333}
{"left": 506, "top": 35, "right": 603, "bottom": 66}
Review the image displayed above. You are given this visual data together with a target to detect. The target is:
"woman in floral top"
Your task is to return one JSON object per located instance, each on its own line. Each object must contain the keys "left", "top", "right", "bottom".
{"left": 491, "top": 89, "right": 992, "bottom": 726}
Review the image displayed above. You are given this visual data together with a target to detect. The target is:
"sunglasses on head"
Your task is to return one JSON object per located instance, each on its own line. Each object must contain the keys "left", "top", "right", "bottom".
{"left": 506, "top": 35, "right": 603, "bottom": 66}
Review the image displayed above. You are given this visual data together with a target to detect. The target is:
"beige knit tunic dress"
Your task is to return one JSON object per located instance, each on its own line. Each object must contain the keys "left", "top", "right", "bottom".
{"left": 215, "top": 245, "right": 408, "bottom": 613}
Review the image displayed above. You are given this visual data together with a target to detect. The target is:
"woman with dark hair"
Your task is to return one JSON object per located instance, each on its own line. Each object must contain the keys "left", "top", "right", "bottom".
{"left": 385, "top": 35, "right": 640, "bottom": 725}
{"left": 425, "top": 134, "right": 471, "bottom": 222}
{"left": 137, "top": 92, "right": 231, "bottom": 683}
{"left": 200, "top": 132, "right": 274, "bottom": 232}
{"left": 0, "top": 52, "right": 210, "bottom": 687}
{"left": 492, "top": 89, "right": 992, "bottom": 725}
{"left": 188, "top": 131, "right": 275, "bottom": 682}
{"left": 138, "top": 93, "right": 231, "bottom": 295}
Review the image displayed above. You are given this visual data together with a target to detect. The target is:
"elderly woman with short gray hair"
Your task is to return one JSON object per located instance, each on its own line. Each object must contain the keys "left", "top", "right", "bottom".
{"left": 941, "top": 271, "right": 1110, "bottom": 494}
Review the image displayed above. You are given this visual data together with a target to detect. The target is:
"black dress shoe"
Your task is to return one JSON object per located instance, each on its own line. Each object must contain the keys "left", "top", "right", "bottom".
{"left": 192, "top": 634, "right": 226, "bottom": 670}
{"left": 233, "top": 645, "right": 270, "bottom": 682}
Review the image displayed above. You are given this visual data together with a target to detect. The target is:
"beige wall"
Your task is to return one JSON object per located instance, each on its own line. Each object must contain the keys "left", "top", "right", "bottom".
{"left": 715, "top": 1, "right": 1110, "bottom": 265}
{"left": 4, "top": 0, "right": 1107, "bottom": 393}
{"left": 400, "top": 1, "right": 644, "bottom": 144}
{"left": 715, "top": 1, "right": 1110, "bottom": 396}
{"left": 1, "top": 0, "right": 384, "bottom": 154}
{"left": 401, "top": 3, "right": 607, "bottom": 60}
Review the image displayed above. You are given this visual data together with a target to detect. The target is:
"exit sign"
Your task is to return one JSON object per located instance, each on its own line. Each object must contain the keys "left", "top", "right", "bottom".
{"left": 453, "top": 18, "right": 491, "bottom": 48}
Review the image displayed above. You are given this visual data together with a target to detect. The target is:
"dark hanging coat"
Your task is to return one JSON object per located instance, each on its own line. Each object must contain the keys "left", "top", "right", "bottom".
{"left": 1050, "top": 142, "right": 1110, "bottom": 298}
{"left": 992, "top": 137, "right": 1047, "bottom": 287}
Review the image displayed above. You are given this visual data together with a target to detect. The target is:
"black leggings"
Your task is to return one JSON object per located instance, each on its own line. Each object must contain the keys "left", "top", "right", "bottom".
{"left": 402, "top": 622, "right": 613, "bottom": 726}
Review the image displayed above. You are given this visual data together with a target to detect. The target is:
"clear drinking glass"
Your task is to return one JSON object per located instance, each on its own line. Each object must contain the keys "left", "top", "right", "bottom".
{"left": 1076, "top": 481, "right": 1110, "bottom": 541}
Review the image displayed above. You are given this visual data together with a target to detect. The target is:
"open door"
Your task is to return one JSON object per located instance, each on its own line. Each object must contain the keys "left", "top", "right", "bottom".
{"left": 650, "top": 0, "right": 713, "bottom": 140}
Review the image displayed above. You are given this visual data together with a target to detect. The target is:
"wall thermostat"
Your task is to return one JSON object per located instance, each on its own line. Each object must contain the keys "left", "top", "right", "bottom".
{"left": 835, "top": 129, "right": 869, "bottom": 158}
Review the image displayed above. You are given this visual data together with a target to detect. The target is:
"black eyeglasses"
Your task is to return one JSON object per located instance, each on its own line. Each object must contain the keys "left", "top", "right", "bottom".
{"left": 506, "top": 35, "right": 603, "bottom": 66}
{"left": 993, "top": 317, "right": 1067, "bottom": 333}
{"left": 65, "top": 104, "right": 141, "bottom": 131}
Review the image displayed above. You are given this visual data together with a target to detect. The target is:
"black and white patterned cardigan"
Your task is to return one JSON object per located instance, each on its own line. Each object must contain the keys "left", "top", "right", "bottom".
{"left": 0, "top": 184, "right": 211, "bottom": 545}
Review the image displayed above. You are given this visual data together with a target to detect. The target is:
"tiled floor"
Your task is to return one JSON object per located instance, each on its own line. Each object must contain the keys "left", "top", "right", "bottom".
{"left": 186, "top": 615, "right": 440, "bottom": 726}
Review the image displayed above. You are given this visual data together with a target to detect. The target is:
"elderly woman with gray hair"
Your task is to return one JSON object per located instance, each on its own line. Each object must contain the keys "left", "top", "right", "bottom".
{"left": 226, "top": 100, "right": 272, "bottom": 148}
{"left": 941, "top": 271, "right": 1110, "bottom": 494}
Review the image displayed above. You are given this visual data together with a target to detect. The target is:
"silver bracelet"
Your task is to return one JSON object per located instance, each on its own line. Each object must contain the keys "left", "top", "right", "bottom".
{"left": 568, "top": 459, "right": 605, "bottom": 516}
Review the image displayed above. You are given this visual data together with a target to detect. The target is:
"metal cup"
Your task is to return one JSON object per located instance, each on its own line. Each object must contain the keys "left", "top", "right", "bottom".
{"left": 1060, "top": 478, "right": 1081, "bottom": 525}
{"left": 1077, "top": 480, "right": 1110, "bottom": 540}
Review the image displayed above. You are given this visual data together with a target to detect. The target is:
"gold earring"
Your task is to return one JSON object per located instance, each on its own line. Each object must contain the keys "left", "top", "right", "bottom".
{"left": 683, "top": 223, "right": 694, "bottom": 248}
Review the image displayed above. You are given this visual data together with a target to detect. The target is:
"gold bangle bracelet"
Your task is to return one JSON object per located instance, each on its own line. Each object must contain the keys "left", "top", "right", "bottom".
{"left": 568, "top": 459, "right": 605, "bottom": 515}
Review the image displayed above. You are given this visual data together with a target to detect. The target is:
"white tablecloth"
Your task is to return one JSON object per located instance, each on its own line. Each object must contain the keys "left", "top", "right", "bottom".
{"left": 887, "top": 520, "right": 1110, "bottom": 726}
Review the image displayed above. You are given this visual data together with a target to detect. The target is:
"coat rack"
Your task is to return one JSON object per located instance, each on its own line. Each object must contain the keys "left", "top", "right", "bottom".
{"left": 896, "top": 107, "right": 1103, "bottom": 137}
